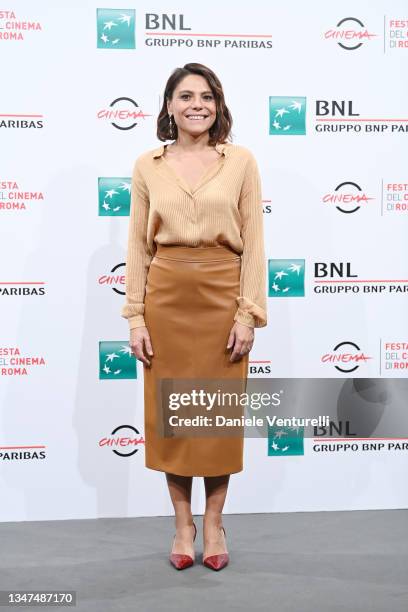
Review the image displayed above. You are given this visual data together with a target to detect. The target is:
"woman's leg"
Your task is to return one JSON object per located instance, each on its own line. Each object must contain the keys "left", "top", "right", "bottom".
{"left": 166, "top": 473, "right": 196, "bottom": 556}
{"left": 203, "top": 474, "right": 229, "bottom": 558}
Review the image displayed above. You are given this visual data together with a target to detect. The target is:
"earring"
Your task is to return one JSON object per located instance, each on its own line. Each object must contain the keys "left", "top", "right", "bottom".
{"left": 169, "top": 114, "right": 175, "bottom": 139}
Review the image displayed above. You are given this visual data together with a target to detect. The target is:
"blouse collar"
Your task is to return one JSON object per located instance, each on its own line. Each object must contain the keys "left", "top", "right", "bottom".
{"left": 151, "top": 142, "right": 230, "bottom": 159}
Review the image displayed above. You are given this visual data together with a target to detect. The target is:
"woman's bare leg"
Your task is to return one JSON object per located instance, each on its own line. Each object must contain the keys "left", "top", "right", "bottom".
{"left": 203, "top": 474, "right": 229, "bottom": 558}
{"left": 165, "top": 473, "right": 195, "bottom": 557}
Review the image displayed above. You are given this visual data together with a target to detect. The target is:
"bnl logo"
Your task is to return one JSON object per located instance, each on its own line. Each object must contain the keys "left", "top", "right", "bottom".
{"left": 99, "top": 341, "right": 137, "bottom": 379}
{"left": 268, "top": 425, "right": 304, "bottom": 456}
{"left": 268, "top": 259, "right": 305, "bottom": 297}
{"left": 97, "top": 10, "right": 192, "bottom": 48}
{"left": 269, "top": 98, "right": 361, "bottom": 135}
{"left": 269, "top": 97, "right": 306, "bottom": 135}
{"left": 98, "top": 177, "right": 131, "bottom": 216}
{"left": 97, "top": 9, "right": 135, "bottom": 48}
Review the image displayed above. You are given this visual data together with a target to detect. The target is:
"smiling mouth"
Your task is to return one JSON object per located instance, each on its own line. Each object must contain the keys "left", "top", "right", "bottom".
{"left": 185, "top": 115, "right": 209, "bottom": 120}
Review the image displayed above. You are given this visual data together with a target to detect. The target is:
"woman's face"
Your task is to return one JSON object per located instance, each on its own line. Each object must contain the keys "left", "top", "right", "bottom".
{"left": 167, "top": 74, "right": 217, "bottom": 139}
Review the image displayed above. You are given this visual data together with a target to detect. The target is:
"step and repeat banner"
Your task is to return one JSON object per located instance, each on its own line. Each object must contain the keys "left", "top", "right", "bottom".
{"left": 1, "top": 1, "right": 408, "bottom": 521}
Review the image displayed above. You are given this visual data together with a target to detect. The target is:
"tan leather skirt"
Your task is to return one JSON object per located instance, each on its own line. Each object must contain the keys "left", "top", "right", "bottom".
{"left": 142, "top": 244, "right": 249, "bottom": 477}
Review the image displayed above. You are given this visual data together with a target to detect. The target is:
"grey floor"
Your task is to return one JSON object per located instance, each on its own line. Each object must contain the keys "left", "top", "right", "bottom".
{"left": 1, "top": 510, "right": 407, "bottom": 611}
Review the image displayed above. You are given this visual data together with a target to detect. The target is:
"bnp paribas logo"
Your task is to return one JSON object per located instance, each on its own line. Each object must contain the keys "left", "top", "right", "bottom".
{"left": 268, "top": 259, "right": 305, "bottom": 297}
{"left": 99, "top": 341, "right": 137, "bottom": 379}
{"left": 269, "top": 97, "right": 306, "bottom": 135}
{"left": 98, "top": 177, "right": 131, "bottom": 216}
{"left": 96, "top": 9, "right": 135, "bottom": 49}
{"left": 268, "top": 425, "right": 304, "bottom": 456}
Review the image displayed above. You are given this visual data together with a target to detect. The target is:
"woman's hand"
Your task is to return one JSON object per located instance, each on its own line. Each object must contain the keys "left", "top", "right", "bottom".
{"left": 130, "top": 326, "right": 154, "bottom": 367}
{"left": 226, "top": 321, "right": 254, "bottom": 362}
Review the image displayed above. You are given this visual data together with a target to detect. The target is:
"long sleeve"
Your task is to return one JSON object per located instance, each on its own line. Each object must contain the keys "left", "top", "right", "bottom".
{"left": 121, "top": 158, "right": 153, "bottom": 330}
{"left": 233, "top": 152, "right": 268, "bottom": 328}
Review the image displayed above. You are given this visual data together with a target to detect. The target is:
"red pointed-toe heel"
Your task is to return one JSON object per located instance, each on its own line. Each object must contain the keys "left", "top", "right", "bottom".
{"left": 169, "top": 522, "right": 197, "bottom": 570}
{"left": 203, "top": 526, "right": 229, "bottom": 571}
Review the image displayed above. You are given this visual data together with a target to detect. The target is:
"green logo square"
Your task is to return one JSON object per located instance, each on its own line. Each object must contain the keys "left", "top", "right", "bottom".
{"left": 98, "top": 177, "right": 131, "bottom": 216}
{"left": 268, "top": 425, "right": 304, "bottom": 456}
{"left": 97, "top": 9, "right": 135, "bottom": 49}
{"left": 268, "top": 259, "right": 305, "bottom": 297}
{"left": 99, "top": 341, "right": 137, "bottom": 379}
{"left": 269, "top": 96, "right": 306, "bottom": 135}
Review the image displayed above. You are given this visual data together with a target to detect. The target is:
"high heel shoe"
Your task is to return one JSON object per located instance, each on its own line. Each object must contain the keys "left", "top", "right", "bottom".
{"left": 169, "top": 522, "right": 197, "bottom": 570}
{"left": 203, "top": 526, "right": 229, "bottom": 571}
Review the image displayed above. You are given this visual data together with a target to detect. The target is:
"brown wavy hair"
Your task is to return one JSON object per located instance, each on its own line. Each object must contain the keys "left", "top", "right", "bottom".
{"left": 157, "top": 63, "right": 233, "bottom": 146}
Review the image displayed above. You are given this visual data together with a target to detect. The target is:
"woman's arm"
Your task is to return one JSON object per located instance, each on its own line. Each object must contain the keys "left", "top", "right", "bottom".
{"left": 233, "top": 151, "right": 268, "bottom": 328}
{"left": 121, "top": 158, "right": 152, "bottom": 329}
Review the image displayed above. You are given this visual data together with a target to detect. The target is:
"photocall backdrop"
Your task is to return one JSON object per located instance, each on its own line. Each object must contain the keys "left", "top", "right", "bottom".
{"left": 1, "top": 1, "right": 408, "bottom": 521}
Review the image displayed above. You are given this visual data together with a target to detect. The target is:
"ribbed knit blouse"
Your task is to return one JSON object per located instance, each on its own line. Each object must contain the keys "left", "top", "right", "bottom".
{"left": 121, "top": 141, "right": 268, "bottom": 330}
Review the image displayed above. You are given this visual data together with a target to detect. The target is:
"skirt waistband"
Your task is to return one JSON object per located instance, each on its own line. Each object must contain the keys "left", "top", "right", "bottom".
{"left": 154, "top": 244, "right": 241, "bottom": 262}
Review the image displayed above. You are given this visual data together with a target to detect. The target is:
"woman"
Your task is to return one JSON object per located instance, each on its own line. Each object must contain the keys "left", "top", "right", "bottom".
{"left": 121, "top": 63, "right": 267, "bottom": 571}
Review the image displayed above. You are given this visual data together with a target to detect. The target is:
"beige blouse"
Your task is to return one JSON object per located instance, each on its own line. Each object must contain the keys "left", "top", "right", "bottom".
{"left": 121, "top": 141, "right": 268, "bottom": 330}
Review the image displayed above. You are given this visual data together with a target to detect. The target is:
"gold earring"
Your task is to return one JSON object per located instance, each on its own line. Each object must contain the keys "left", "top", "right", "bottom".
{"left": 169, "top": 114, "right": 175, "bottom": 139}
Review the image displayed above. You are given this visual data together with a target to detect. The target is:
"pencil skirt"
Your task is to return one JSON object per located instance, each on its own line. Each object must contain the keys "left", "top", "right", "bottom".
{"left": 142, "top": 244, "right": 249, "bottom": 477}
